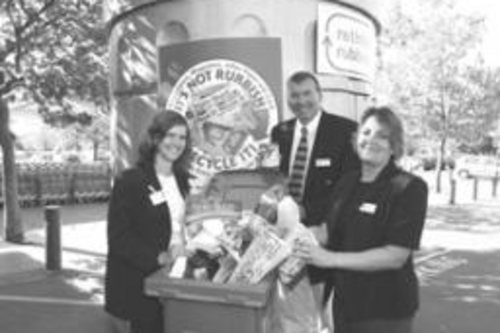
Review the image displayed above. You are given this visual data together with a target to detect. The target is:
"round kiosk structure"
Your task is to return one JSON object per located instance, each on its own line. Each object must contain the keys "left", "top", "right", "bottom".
{"left": 104, "top": 0, "right": 382, "bottom": 182}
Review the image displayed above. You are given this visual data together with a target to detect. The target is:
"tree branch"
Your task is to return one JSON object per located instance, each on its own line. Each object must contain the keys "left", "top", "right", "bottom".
{"left": 17, "top": 0, "right": 57, "bottom": 37}
{"left": 0, "top": 76, "right": 25, "bottom": 96}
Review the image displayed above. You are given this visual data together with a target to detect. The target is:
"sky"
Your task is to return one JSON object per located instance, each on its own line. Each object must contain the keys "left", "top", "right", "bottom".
{"left": 475, "top": 0, "right": 500, "bottom": 67}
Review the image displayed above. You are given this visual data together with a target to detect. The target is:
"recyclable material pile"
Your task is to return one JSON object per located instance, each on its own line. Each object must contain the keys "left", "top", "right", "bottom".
{"left": 165, "top": 169, "right": 318, "bottom": 286}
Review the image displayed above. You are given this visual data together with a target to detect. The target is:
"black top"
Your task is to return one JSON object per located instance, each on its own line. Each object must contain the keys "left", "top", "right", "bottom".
{"left": 324, "top": 161, "right": 428, "bottom": 322}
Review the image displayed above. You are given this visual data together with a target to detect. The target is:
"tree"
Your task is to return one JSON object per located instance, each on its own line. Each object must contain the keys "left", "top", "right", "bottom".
{"left": 0, "top": 0, "right": 108, "bottom": 242}
{"left": 61, "top": 107, "right": 110, "bottom": 162}
{"left": 377, "top": 0, "right": 496, "bottom": 192}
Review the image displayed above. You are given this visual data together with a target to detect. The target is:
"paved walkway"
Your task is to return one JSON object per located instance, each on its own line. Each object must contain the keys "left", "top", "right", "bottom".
{"left": 415, "top": 194, "right": 500, "bottom": 333}
{"left": 0, "top": 204, "right": 108, "bottom": 333}
{"left": 0, "top": 242, "right": 108, "bottom": 333}
{"left": 415, "top": 249, "right": 500, "bottom": 333}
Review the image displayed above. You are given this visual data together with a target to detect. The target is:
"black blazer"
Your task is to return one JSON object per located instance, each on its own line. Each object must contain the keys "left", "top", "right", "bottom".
{"left": 271, "top": 111, "right": 359, "bottom": 226}
{"left": 104, "top": 164, "right": 189, "bottom": 324}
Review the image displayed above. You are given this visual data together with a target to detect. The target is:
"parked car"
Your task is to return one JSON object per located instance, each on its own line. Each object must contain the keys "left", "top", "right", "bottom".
{"left": 420, "top": 155, "right": 455, "bottom": 171}
{"left": 454, "top": 155, "right": 500, "bottom": 179}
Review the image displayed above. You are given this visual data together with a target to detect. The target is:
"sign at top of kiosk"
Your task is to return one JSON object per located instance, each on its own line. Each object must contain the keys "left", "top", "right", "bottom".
{"left": 316, "top": 2, "right": 377, "bottom": 82}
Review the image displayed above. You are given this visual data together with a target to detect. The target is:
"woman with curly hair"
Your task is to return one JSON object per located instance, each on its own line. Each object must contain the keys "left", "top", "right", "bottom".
{"left": 105, "top": 110, "right": 192, "bottom": 333}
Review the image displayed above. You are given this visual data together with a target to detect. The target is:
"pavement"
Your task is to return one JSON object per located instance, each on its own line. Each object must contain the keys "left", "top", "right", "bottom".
{"left": 0, "top": 187, "right": 499, "bottom": 333}
{"left": 0, "top": 204, "right": 109, "bottom": 333}
{"left": 413, "top": 192, "right": 500, "bottom": 333}
{"left": 414, "top": 250, "right": 500, "bottom": 333}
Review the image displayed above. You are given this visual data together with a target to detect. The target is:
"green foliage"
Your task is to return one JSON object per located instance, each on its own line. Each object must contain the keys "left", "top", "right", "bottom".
{"left": 0, "top": 0, "right": 108, "bottom": 126}
{"left": 377, "top": 0, "right": 497, "bottom": 152}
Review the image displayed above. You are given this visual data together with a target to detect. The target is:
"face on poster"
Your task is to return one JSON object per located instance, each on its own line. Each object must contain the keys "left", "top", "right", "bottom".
{"left": 159, "top": 39, "right": 282, "bottom": 192}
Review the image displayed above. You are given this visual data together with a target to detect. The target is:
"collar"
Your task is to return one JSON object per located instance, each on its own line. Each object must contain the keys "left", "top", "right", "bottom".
{"left": 138, "top": 163, "right": 162, "bottom": 191}
{"left": 361, "top": 159, "right": 400, "bottom": 186}
{"left": 295, "top": 110, "right": 322, "bottom": 137}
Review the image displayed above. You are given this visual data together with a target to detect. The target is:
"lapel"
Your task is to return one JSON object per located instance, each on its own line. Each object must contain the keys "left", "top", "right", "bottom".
{"left": 140, "top": 164, "right": 171, "bottom": 223}
{"left": 287, "top": 119, "right": 297, "bottom": 140}
{"left": 142, "top": 164, "right": 161, "bottom": 190}
{"left": 281, "top": 119, "right": 296, "bottom": 172}
{"left": 309, "top": 112, "right": 323, "bottom": 156}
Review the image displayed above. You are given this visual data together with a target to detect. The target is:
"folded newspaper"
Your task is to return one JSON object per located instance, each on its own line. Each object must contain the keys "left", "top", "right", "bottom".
{"left": 228, "top": 227, "right": 292, "bottom": 284}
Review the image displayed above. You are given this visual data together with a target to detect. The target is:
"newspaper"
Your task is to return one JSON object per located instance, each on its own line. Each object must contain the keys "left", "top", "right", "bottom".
{"left": 229, "top": 228, "right": 292, "bottom": 284}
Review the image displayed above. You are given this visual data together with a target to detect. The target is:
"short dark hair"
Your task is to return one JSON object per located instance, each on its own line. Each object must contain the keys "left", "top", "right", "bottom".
{"left": 288, "top": 71, "right": 321, "bottom": 93}
{"left": 360, "top": 106, "right": 405, "bottom": 160}
{"left": 137, "top": 110, "right": 192, "bottom": 174}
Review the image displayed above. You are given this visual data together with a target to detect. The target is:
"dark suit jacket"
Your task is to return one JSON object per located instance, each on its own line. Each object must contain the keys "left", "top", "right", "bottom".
{"left": 271, "top": 111, "right": 359, "bottom": 227}
{"left": 104, "top": 164, "right": 189, "bottom": 324}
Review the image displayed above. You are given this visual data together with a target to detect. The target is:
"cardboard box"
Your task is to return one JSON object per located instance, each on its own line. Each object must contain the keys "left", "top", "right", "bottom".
{"left": 145, "top": 269, "right": 275, "bottom": 333}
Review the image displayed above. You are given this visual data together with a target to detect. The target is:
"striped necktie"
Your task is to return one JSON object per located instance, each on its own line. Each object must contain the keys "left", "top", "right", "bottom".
{"left": 289, "top": 126, "right": 308, "bottom": 202}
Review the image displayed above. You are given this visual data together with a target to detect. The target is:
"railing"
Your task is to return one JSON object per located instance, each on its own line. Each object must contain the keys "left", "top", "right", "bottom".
{"left": 448, "top": 174, "right": 499, "bottom": 204}
{"left": 0, "top": 162, "right": 112, "bottom": 207}
{"left": 470, "top": 175, "right": 499, "bottom": 200}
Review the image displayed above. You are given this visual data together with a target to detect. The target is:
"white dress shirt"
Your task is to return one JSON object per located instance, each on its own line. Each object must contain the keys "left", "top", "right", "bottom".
{"left": 157, "top": 174, "right": 186, "bottom": 247}
{"left": 289, "top": 111, "right": 323, "bottom": 178}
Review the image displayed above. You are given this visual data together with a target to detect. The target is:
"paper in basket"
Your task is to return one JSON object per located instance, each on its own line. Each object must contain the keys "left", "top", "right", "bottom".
{"left": 229, "top": 228, "right": 291, "bottom": 284}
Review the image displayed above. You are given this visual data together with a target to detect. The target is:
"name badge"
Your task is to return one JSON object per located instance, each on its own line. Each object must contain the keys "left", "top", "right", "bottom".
{"left": 315, "top": 158, "right": 331, "bottom": 168}
{"left": 359, "top": 202, "right": 377, "bottom": 214}
{"left": 148, "top": 186, "right": 166, "bottom": 206}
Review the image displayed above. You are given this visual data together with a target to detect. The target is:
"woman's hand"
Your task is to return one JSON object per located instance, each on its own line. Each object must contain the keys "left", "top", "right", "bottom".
{"left": 157, "top": 243, "right": 187, "bottom": 267}
{"left": 169, "top": 243, "right": 186, "bottom": 259}
{"left": 308, "top": 224, "right": 327, "bottom": 245}
{"left": 294, "top": 240, "right": 334, "bottom": 268}
{"left": 157, "top": 251, "right": 172, "bottom": 267}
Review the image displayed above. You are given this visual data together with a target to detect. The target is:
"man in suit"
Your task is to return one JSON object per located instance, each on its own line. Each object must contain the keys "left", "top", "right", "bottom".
{"left": 271, "top": 71, "right": 359, "bottom": 227}
{"left": 270, "top": 71, "right": 359, "bottom": 333}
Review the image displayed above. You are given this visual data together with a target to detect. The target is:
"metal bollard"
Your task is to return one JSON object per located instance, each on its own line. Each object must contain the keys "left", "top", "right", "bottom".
{"left": 492, "top": 177, "right": 498, "bottom": 198}
{"left": 44, "top": 205, "right": 62, "bottom": 270}
{"left": 448, "top": 178, "right": 456, "bottom": 205}
{"left": 472, "top": 177, "right": 479, "bottom": 201}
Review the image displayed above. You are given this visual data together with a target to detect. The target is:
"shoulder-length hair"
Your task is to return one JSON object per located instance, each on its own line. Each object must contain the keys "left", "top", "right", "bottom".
{"left": 136, "top": 110, "right": 193, "bottom": 176}
{"left": 360, "top": 106, "right": 405, "bottom": 160}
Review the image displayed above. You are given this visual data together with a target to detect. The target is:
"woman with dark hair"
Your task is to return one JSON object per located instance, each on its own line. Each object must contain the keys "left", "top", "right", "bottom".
{"left": 105, "top": 110, "right": 192, "bottom": 333}
{"left": 296, "top": 107, "right": 428, "bottom": 333}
